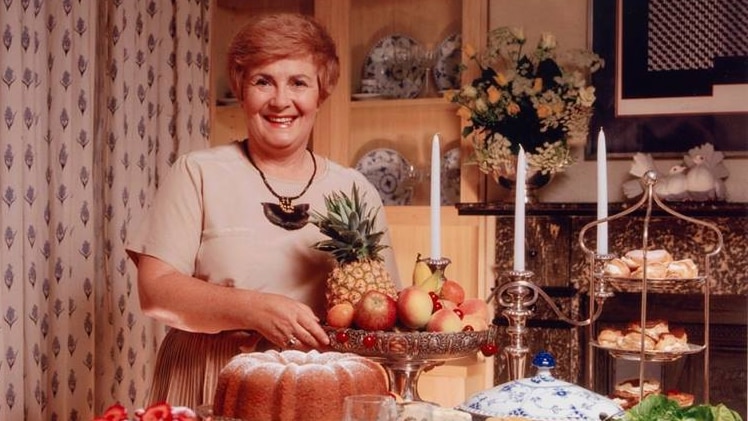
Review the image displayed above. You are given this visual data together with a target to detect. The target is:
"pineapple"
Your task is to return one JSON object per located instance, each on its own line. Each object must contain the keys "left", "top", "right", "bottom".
{"left": 311, "top": 184, "right": 398, "bottom": 309}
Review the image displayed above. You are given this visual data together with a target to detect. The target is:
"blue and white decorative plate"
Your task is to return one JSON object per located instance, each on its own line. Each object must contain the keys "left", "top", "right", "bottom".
{"left": 355, "top": 148, "right": 414, "bottom": 205}
{"left": 433, "top": 33, "right": 462, "bottom": 91}
{"left": 441, "top": 147, "right": 460, "bottom": 205}
{"left": 456, "top": 352, "right": 623, "bottom": 420}
{"left": 362, "top": 34, "right": 423, "bottom": 99}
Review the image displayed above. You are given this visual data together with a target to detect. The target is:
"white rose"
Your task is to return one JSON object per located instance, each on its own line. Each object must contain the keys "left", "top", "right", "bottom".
{"left": 577, "top": 86, "right": 596, "bottom": 107}
{"left": 539, "top": 32, "right": 557, "bottom": 50}
{"left": 475, "top": 98, "right": 488, "bottom": 113}
{"left": 510, "top": 27, "right": 525, "bottom": 43}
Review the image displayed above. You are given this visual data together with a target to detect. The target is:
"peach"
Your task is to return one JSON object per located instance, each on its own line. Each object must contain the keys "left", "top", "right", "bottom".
{"left": 326, "top": 302, "right": 355, "bottom": 328}
{"left": 426, "top": 308, "right": 463, "bottom": 333}
{"left": 438, "top": 299, "right": 458, "bottom": 311}
{"left": 397, "top": 286, "right": 434, "bottom": 330}
{"left": 439, "top": 279, "right": 465, "bottom": 305}
{"left": 461, "top": 314, "right": 489, "bottom": 331}
{"left": 458, "top": 298, "right": 491, "bottom": 323}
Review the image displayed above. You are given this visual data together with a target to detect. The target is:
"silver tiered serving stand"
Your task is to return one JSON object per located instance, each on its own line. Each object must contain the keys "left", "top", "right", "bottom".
{"left": 325, "top": 257, "right": 498, "bottom": 402}
{"left": 578, "top": 170, "right": 723, "bottom": 404}
{"left": 486, "top": 170, "right": 723, "bottom": 406}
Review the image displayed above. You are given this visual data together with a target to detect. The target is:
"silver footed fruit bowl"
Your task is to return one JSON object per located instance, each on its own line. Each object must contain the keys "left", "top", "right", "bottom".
{"left": 324, "top": 326, "right": 500, "bottom": 402}
{"left": 323, "top": 326, "right": 498, "bottom": 361}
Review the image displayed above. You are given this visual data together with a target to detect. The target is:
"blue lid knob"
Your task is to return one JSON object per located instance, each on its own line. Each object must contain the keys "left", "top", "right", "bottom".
{"left": 532, "top": 351, "right": 555, "bottom": 368}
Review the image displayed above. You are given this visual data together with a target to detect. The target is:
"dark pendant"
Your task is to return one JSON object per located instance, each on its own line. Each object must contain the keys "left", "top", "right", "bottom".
{"left": 262, "top": 202, "right": 310, "bottom": 230}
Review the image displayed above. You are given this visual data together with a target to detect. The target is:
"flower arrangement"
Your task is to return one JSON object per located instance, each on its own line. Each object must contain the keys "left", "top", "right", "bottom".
{"left": 447, "top": 27, "right": 604, "bottom": 177}
{"left": 94, "top": 402, "right": 197, "bottom": 421}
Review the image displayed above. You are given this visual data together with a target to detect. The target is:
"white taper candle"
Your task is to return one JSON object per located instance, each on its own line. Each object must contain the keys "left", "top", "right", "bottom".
{"left": 430, "top": 133, "right": 441, "bottom": 259}
{"left": 597, "top": 128, "right": 609, "bottom": 255}
{"left": 514, "top": 147, "right": 526, "bottom": 271}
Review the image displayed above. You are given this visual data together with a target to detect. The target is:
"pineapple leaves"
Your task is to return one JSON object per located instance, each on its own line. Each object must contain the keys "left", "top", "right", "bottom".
{"left": 310, "top": 183, "right": 388, "bottom": 264}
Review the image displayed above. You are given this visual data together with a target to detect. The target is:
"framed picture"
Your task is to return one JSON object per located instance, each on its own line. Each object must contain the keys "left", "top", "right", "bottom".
{"left": 586, "top": 0, "right": 748, "bottom": 158}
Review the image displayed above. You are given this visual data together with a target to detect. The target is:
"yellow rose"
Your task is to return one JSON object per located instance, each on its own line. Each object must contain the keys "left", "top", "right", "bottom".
{"left": 507, "top": 102, "right": 520, "bottom": 115}
{"left": 536, "top": 104, "right": 552, "bottom": 119}
{"left": 457, "top": 107, "right": 472, "bottom": 120}
{"left": 442, "top": 89, "right": 456, "bottom": 102}
{"left": 493, "top": 73, "right": 508, "bottom": 87}
{"left": 532, "top": 78, "right": 543, "bottom": 93}
{"left": 487, "top": 86, "right": 501, "bottom": 103}
{"left": 462, "top": 43, "right": 476, "bottom": 60}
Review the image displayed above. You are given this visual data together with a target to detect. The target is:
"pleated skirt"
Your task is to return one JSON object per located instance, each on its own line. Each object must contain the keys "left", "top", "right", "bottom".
{"left": 147, "top": 329, "right": 266, "bottom": 409}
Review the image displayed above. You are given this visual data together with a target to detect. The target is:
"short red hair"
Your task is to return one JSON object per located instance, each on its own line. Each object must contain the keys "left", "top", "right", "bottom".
{"left": 227, "top": 13, "right": 340, "bottom": 103}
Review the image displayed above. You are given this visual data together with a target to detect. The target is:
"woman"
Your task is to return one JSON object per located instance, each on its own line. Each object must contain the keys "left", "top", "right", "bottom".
{"left": 126, "top": 13, "right": 401, "bottom": 409}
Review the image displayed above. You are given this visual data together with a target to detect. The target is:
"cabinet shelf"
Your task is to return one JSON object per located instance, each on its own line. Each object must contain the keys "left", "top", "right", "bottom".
{"left": 350, "top": 97, "right": 456, "bottom": 109}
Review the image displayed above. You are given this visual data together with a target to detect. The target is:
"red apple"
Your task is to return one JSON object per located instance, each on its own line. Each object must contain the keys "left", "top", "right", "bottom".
{"left": 354, "top": 290, "right": 397, "bottom": 331}
{"left": 439, "top": 279, "right": 465, "bottom": 305}
{"left": 438, "top": 299, "right": 458, "bottom": 311}
{"left": 397, "top": 286, "right": 434, "bottom": 330}
{"left": 461, "top": 314, "right": 489, "bottom": 331}
{"left": 458, "top": 298, "right": 490, "bottom": 323}
{"left": 326, "top": 302, "right": 355, "bottom": 328}
{"left": 426, "top": 308, "right": 463, "bottom": 333}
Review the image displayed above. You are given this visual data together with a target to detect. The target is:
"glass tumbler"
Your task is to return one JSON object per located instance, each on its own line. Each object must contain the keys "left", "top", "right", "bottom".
{"left": 342, "top": 394, "right": 397, "bottom": 421}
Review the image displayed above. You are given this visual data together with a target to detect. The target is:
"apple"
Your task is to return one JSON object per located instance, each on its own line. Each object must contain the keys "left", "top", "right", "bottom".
{"left": 354, "top": 290, "right": 397, "bottom": 331}
{"left": 326, "top": 302, "right": 355, "bottom": 328}
{"left": 439, "top": 280, "right": 465, "bottom": 305}
{"left": 458, "top": 298, "right": 490, "bottom": 322}
{"left": 438, "top": 299, "right": 457, "bottom": 311}
{"left": 426, "top": 308, "right": 463, "bottom": 333}
{"left": 396, "top": 286, "right": 434, "bottom": 330}
{"left": 461, "top": 314, "right": 489, "bottom": 331}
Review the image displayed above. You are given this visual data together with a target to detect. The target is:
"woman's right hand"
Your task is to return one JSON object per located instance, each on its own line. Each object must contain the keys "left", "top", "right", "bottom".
{"left": 250, "top": 292, "right": 330, "bottom": 350}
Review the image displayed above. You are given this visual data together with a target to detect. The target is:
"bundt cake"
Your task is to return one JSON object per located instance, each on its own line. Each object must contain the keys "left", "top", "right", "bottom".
{"left": 212, "top": 349, "right": 389, "bottom": 421}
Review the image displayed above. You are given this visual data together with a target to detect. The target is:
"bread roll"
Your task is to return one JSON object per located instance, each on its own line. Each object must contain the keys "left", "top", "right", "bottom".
{"left": 666, "top": 259, "right": 698, "bottom": 279}
{"left": 624, "top": 249, "right": 673, "bottom": 266}
{"left": 614, "top": 378, "right": 661, "bottom": 400}
{"left": 617, "top": 330, "right": 656, "bottom": 350}
{"left": 604, "top": 259, "right": 631, "bottom": 277}
{"left": 630, "top": 262, "right": 668, "bottom": 279}
{"left": 666, "top": 390, "right": 695, "bottom": 407}
{"left": 597, "top": 328, "right": 623, "bottom": 347}
{"left": 627, "top": 319, "right": 669, "bottom": 338}
{"left": 655, "top": 327, "right": 689, "bottom": 351}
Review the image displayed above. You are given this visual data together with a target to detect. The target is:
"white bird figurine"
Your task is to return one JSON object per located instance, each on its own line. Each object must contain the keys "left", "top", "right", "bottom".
{"left": 686, "top": 154, "right": 718, "bottom": 200}
{"left": 622, "top": 152, "right": 662, "bottom": 199}
{"left": 683, "top": 143, "right": 728, "bottom": 201}
{"left": 656, "top": 164, "right": 689, "bottom": 200}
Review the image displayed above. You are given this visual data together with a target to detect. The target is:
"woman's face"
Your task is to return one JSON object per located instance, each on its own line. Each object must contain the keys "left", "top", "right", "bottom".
{"left": 241, "top": 56, "right": 320, "bottom": 154}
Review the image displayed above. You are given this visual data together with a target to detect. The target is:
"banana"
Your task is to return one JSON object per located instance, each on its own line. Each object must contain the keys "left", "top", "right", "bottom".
{"left": 416, "top": 269, "right": 443, "bottom": 293}
{"left": 411, "top": 258, "right": 432, "bottom": 286}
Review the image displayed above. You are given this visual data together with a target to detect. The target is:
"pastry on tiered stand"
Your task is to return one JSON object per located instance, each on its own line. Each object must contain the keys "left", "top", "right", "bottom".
{"left": 605, "top": 249, "right": 699, "bottom": 280}
{"left": 596, "top": 319, "right": 690, "bottom": 353}
{"left": 610, "top": 378, "right": 661, "bottom": 409}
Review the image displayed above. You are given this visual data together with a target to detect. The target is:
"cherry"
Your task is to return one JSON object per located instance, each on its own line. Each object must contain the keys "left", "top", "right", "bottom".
{"left": 335, "top": 331, "right": 349, "bottom": 344}
{"left": 453, "top": 308, "right": 465, "bottom": 319}
{"left": 362, "top": 334, "right": 377, "bottom": 348}
{"left": 432, "top": 301, "right": 443, "bottom": 312}
{"left": 428, "top": 291, "right": 440, "bottom": 303}
{"left": 462, "top": 325, "right": 474, "bottom": 332}
{"left": 480, "top": 343, "right": 499, "bottom": 357}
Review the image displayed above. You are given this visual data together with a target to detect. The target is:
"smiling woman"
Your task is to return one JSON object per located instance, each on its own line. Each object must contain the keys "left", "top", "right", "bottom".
{"left": 125, "top": 12, "right": 401, "bottom": 410}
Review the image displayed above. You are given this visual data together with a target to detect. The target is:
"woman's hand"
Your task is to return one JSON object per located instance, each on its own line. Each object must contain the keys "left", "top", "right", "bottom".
{"left": 251, "top": 293, "right": 330, "bottom": 350}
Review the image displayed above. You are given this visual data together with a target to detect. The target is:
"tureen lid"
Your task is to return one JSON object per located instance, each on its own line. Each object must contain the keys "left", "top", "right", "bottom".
{"left": 456, "top": 351, "right": 623, "bottom": 420}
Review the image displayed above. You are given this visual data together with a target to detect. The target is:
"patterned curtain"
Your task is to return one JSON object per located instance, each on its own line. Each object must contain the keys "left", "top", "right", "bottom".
{"left": 0, "top": 1, "right": 210, "bottom": 419}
